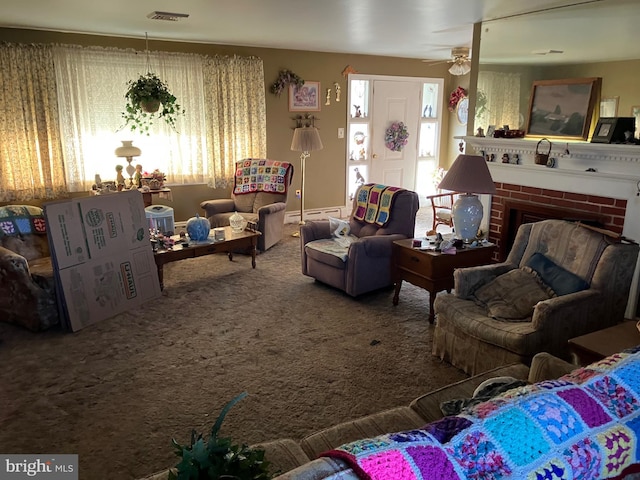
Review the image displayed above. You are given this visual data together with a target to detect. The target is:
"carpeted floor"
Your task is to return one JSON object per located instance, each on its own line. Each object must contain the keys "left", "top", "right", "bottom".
{"left": 0, "top": 208, "right": 465, "bottom": 479}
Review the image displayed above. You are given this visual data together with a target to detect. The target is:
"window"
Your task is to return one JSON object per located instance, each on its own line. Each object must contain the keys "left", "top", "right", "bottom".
{"left": 0, "top": 43, "right": 266, "bottom": 201}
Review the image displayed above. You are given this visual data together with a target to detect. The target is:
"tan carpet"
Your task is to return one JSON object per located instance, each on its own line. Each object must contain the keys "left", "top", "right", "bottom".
{"left": 0, "top": 208, "right": 466, "bottom": 479}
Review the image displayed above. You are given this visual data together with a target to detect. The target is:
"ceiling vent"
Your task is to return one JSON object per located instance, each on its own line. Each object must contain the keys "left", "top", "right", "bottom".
{"left": 147, "top": 11, "right": 189, "bottom": 21}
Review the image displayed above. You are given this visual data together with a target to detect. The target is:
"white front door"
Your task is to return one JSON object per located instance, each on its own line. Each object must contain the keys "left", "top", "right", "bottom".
{"left": 370, "top": 80, "right": 422, "bottom": 190}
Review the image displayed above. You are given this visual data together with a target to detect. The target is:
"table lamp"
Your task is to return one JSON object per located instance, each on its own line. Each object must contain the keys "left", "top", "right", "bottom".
{"left": 438, "top": 154, "right": 496, "bottom": 242}
{"left": 290, "top": 126, "right": 323, "bottom": 237}
{"left": 114, "top": 140, "right": 142, "bottom": 187}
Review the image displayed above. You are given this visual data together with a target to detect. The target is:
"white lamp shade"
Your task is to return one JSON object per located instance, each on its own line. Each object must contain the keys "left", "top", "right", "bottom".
{"left": 291, "top": 127, "right": 323, "bottom": 152}
{"left": 115, "top": 140, "right": 141, "bottom": 158}
{"left": 448, "top": 61, "right": 471, "bottom": 76}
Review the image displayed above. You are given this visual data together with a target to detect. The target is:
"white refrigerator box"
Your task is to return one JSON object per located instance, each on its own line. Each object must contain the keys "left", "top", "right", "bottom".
{"left": 44, "top": 190, "right": 161, "bottom": 332}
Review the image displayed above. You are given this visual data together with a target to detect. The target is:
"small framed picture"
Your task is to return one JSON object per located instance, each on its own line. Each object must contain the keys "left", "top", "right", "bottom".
{"left": 486, "top": 125, "right": 496, "bottom": 137}
{"left": 289, "top": 81, "right": 320, "bottom": 112}
{"left": 590, "top": 117, "right": 636, "bottom": 144}
{"left": 600, "top": 96, "right": 619, "bottom": 117}
{"left": 632, "top": 105, "right": 640, "bottom": 138}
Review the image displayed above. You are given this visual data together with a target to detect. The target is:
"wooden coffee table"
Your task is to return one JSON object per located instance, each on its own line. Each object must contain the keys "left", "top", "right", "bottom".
{"left": 153, "top": 226, "right": 261, "bottom": 289}
{"left": 392, "top": 239, "right": 496, "bottom": 323}
{"left": 568, "top": 320, "right": 640, "bottom": 365}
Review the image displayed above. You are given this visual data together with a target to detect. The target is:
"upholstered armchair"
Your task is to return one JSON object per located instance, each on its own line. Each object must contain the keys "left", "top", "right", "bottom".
{"left": 0, "top": 205, "right": 59, "bottom": 331}
{"left": 301, "top": 184, "right": 419, "bottom": 297}
{"left": 433, "top": 219, "right": 639, "bottom": 375}
{"left": 200, "top": 159, "right": 293, "bottom": 252}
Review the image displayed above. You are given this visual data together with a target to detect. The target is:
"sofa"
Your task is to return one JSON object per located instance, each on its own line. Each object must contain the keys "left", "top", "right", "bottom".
{"left": 433, "top": 219, "right": 640, "bottom": 376}
{"left": 0, "top": 205, "right": 59, "bottom": 331}
{"left": 140, "top": 352, "right": 577, "bottom": 480}
{"left": 200, "top": 159, "right": 293, "bottom": 252}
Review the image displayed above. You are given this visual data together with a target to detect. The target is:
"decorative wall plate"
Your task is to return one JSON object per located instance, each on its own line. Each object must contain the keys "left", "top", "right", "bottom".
{"left": 457, "top": 97, "right": 469, "bottom": 125}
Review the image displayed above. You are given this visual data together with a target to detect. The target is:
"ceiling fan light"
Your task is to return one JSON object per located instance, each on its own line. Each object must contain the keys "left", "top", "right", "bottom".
{"left": 448, "top": 62, "right": 471, "bottom": 76}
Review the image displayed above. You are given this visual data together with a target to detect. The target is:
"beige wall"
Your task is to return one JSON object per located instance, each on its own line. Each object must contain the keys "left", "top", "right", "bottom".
{"left": 0, "top": 28, "right": 455, "bottom": 221}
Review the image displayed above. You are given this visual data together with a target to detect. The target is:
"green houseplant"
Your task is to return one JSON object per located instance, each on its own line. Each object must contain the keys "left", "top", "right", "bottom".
{"left": 168, "top": 392, "right": 273, "bottom": 480}
{"left": 121, "top": 72, "right": 185, "bottom": 134}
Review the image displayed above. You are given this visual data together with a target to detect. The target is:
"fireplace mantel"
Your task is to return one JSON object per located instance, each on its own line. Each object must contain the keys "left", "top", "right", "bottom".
{"left": 458, "top": 135, "right": 640, "bottom": 319}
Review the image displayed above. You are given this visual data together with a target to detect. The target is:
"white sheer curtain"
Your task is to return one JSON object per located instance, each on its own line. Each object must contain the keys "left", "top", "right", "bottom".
{"left": 53, "top": 45, "right": 208, "bottom": 191}
{"left": 476, "top": 71, "right": 522, "bottom": 131}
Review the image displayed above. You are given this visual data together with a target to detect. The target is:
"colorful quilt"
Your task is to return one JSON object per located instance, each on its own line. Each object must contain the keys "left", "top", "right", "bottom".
{"left": 0, "top": 205, "right": 47, "bottom": 237}
{"left": 324, "top": 347, "right": 640, "bottom": 480}
{"left": 353, "top": 184, "right": 405, "bottom": 227}
{"left": 233, "top": 159, "right": 292, "bottom": 195}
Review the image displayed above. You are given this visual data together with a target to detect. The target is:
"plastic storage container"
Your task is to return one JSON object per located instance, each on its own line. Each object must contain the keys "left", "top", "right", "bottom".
{"left": 145, "top": 205, "right": 175, "bottom": 235}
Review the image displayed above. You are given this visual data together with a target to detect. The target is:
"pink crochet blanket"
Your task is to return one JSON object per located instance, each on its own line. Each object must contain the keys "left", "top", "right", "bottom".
{"left": 233, "top": 159, "right": 292, "bottom": 195}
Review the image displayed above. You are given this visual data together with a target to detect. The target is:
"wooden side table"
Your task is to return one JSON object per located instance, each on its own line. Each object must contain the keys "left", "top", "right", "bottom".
{"left": 391, "top": 239, "right": 496, "bottom": 323}
{"left": 568, "top": 320, "right": 640, "bottom": 365}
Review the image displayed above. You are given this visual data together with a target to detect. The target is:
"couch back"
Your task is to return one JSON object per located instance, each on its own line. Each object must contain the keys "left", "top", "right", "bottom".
{"left": 0, "top": 205, "right": 50, "bottom": 260}
{"left": 348, "top": 185, "right": 419, "bottom": 238}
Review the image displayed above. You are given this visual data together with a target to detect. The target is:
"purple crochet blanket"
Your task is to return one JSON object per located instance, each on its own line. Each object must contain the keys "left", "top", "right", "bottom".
{"left": 324, "top": 347, "right": 640, "bottom": 479}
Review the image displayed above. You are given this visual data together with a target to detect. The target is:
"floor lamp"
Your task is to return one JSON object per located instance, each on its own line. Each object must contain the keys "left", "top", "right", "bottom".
{"left": 290, "top": 126, "right": 323, "bottom": 237}
{"left": 438, "top": 154, "right": 496, "bottom": 243}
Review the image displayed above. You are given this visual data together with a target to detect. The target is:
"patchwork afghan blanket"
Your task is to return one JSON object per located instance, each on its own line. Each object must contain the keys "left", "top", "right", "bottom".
{"left": 353, "top": 183, "right": 405, "bottom": 227}
{"left": 324, "top": 347, "right": 640, "bottom": 480}
{"left": 0, "top": 205, "right": 47, "bottom": 237}
{"left": 233, "top": 159, "right": 292, "bottom": 195}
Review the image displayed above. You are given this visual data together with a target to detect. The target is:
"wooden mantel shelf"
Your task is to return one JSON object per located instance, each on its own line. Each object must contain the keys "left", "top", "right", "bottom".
{"left": 458, "top": 136, "right": 640, "bottom": 163}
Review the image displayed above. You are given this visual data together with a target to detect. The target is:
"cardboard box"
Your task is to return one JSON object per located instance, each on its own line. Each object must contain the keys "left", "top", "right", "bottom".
{"left": 44, "top": 190, "right": 161, "bottom": 332}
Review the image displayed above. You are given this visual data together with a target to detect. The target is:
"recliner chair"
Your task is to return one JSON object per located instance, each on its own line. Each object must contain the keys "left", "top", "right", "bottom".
{"left": 201, "top": 159, "right": 293, "bottom": 252}
{"left": 433, "top": 219, "right": 640, "bottom": 375}
{"left": 300, "top": 184, "right": 419, "bottom": 297}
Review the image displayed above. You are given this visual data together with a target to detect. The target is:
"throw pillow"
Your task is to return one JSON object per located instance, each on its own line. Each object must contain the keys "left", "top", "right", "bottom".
{"left": 473, "top": 268, "right": 556, "bottom": 321}
{"left": 525, "top": 252, "right": 589, "bottom": 296}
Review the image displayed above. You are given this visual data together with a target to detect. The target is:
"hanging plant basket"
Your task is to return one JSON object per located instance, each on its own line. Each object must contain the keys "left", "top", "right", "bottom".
{"left": 120, "top": 72, "right": 185, "bottom": 134}
{"left": 141, "top": 99, "right": 161, "bottom": 113}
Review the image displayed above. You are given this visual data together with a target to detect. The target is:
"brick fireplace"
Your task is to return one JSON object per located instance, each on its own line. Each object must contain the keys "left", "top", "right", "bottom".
{"left": 489, "top": 183, "right": 626, "bottom": 261}
{"left": 462, "top": 136, "right": 640, "bottom": 318}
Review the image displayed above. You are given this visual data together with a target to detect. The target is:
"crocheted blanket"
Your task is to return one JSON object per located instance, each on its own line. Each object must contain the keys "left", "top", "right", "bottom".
{"left": 353, "top": 184, "right": 405, "bottom": 227}
{"left": 324, "top": 348, "right": 640, "bottom": 480}
{"left": 233, "top": 159, "right": 292, "bottom": 195}
{"left": 0, "top": 205, "right": 47, "bottom": 237}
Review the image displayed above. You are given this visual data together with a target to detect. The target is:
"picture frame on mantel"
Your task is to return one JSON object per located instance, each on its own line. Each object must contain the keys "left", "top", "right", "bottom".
{"left": 525, "top": 77, "right": 601, "bottom": 141}
{"left": 289, "top": 81, "right": 320, "bottom": 112}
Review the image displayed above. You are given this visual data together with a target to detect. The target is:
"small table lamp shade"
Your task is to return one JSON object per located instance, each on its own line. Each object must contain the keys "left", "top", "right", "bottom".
{"left": 438, "top": 154, "right": 496, "bottom": 242}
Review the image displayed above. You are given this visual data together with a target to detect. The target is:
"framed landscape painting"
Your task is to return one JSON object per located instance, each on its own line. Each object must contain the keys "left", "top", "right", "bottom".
{"left": 525, "top": 77, "right": 601, "bottom": 140}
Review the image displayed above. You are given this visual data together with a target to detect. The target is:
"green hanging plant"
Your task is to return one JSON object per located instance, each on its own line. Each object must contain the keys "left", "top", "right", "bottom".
{"left": 270, "top": 69, "right": 304, "bottom": 96}
{"left": 168, "top": 392, "right": 273, "bottom": 480}
{"left": 121, "top": 72, "right": 185, "bottom": 135}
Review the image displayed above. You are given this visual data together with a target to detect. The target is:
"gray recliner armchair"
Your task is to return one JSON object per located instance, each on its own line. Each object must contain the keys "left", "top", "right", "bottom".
{"left": 200, "top": 159, "right": 293, "bottom": 252}
{"left": 300, "top": 184, "right": 419, "bottom": 297}
{"left": 433, "top": 219, "right": 640, "bottom": 375}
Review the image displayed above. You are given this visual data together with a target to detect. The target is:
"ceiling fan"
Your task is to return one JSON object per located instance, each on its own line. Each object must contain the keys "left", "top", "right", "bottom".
{"left": 423, "top": 47, "right": 472, "bottom": 76}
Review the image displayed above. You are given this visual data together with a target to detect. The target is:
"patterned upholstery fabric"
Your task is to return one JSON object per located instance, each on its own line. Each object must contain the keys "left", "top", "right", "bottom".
{"left": 433, "top": 219, "right": 640, "bottom": 376}
{"left": 0, "top": 205, "right": 59, "bottom": 331}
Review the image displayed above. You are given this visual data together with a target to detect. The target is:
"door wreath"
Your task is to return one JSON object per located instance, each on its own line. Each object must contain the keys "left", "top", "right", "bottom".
{"left": 384, "top": 122, "right": 410, "bottom": 152}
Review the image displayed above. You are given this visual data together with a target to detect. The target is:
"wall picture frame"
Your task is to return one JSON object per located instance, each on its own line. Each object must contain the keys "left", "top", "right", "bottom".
{"left": 456, "top": 97, "right": 469, "bottom": 125}
{"left": 600, "top": 96, "right": 619, "bottom": 117}
{"left": 289, "top": 81, "right": 320, "bottom": 112}
{"left": 632, "top": 106, "right": 640, "bottom": 139}
{"left": 525, "top": 77, "right": 601, "bottom": 140}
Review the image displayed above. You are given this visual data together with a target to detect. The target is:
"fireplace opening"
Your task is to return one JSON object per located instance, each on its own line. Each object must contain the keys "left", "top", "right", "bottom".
{"left": 497, "top": 200, "right": 606, "bottom": 261}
